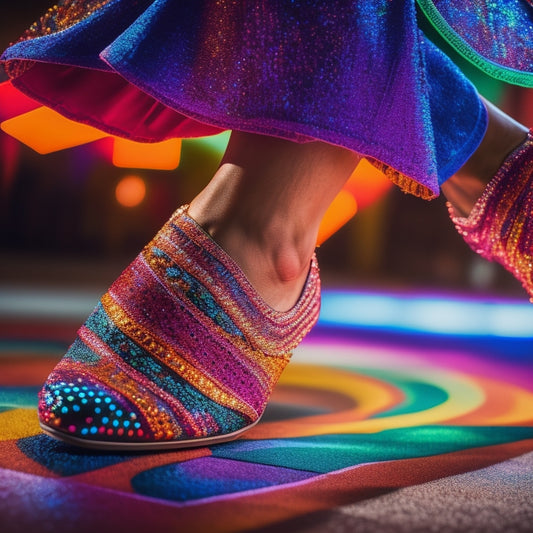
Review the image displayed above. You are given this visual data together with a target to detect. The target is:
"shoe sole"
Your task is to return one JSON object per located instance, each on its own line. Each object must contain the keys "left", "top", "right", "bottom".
{"left": 39, "top": 418, "right": 260, "bottom": 451}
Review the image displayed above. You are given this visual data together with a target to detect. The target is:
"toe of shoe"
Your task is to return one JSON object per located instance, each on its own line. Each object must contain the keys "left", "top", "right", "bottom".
{"left": 38, "top": 376, "right": 151, "bottom": 443}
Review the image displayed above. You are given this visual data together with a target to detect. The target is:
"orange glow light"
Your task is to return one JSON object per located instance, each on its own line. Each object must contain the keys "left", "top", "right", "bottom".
{"left": 316, "top": 157, "right": 392, "bottom": 245}
{"left": 343, "top": 158, "right": 392, "bottom": 211}
{"left": 115, "top": 175, "right": 146, "bottom": 207}
{"left": 0, "top": 106, "right": 107, "bottom": 154}
{"left": 317, "top": 190, "right": 358, "bottom": 246}
{"left": 112, "top": 137, "right": 181, "bottom": 170}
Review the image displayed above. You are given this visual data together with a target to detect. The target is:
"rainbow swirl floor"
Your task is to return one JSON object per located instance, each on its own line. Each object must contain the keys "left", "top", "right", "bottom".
{"left": 1, "top": 289, "right": 533, "bottom": 532}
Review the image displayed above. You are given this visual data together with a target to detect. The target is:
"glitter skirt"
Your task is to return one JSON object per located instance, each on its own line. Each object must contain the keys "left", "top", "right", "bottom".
{"left": 2, "top": 0, "right": 532, "bottom": 197}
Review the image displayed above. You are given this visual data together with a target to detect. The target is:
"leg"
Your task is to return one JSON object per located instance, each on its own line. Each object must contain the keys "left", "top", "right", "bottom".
{"left": 442, "top": 98, "right": 528, "bottom": 217}
{"left": 443, "top": 98, "right": 533, "bottom": 300}
{"left": 189, "top": 131, "right": 360, "bottom": 311}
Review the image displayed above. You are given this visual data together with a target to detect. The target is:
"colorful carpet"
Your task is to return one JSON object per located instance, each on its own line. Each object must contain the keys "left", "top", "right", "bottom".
{"left": 1, "top": 290, "right": 533, "bottom": 532}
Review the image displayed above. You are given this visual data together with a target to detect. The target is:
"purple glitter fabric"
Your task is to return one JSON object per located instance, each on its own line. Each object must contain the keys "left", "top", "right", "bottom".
{"left": 1, "top": 1, "right": 529, "bottom": 195}
{"left": 418, "top": 0, "right": 533, "bottom": 87}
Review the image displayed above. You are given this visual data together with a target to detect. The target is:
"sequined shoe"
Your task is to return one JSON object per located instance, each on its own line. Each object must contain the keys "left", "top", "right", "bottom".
{"left": 39, "top": 206, "right": 321, "bottom": 450}
{"left": 449, "top": 130, "right": 533, "bottom": 300}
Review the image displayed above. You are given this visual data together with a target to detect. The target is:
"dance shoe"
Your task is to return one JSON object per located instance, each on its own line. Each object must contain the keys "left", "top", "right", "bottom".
{"left": 38, "top": 206, "right": 321, "bottom": 450}
{"left": 449, "top": 130, "right": 533, "bottom": 300}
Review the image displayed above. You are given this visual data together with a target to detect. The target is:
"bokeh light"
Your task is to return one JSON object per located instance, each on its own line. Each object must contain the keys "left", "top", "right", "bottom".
{"left": 115, "top": 174, "right": 147, "bottom": 208}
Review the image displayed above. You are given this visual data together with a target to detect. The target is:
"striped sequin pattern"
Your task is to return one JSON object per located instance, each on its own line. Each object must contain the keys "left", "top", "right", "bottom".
{"left": 39, "top": 206, "right": 321, "bottom": 445}
{"left": 450, "top": 130, "right": 533, "bottom": 301}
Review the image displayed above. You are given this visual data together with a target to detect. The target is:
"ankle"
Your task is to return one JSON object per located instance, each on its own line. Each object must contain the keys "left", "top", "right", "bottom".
{"left": 188, "top": 203, "right": 317, "bottom": 311}
{"left": 455, "top": 124, "right": 528, "bottom": 188}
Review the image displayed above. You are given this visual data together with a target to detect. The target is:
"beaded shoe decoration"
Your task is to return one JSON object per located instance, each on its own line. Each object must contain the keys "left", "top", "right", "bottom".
{"left": 39, "top": 206, "right": 321, "bottom": 450}
{"left": 449, "top": 130, "right": 533, "bottom": 301}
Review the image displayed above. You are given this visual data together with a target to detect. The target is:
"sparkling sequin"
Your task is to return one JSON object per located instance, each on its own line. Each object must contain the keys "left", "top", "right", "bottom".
{"left": 38, "top": 207, "right": 321, "bottom": 447}
{"left": 450, "top": 130, "right": 533, "bottom": 301}
{"left": 18, "top": 0, "right": 113, "bottom": 41}
{"left": 418, "top": 0, "right": 533, "bottom": 87}
{"left": 1, "top": 0, "right": 499, "bottom": 197}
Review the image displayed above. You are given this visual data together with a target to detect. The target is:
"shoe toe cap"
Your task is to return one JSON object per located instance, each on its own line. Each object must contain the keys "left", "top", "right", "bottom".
{"left": 38, "top": 377, "right": 149, "bottom": 442}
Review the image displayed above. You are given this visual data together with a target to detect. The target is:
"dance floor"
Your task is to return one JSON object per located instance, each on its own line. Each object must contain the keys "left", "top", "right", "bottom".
{"left": 1, "top": 288, "right": 533, "bottom": 532}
